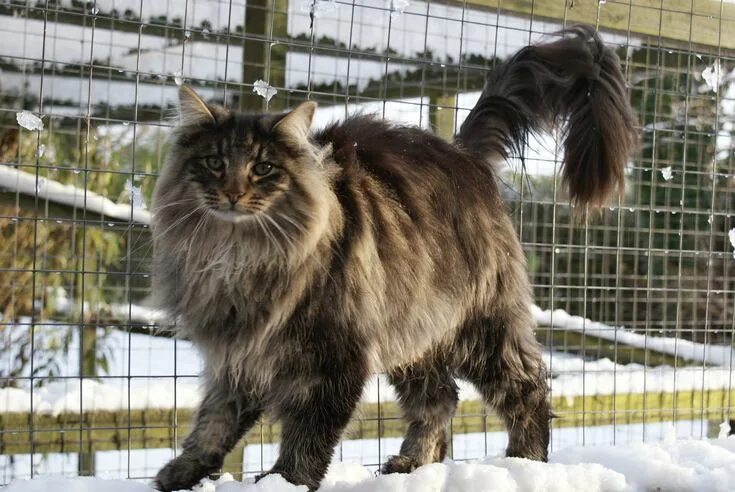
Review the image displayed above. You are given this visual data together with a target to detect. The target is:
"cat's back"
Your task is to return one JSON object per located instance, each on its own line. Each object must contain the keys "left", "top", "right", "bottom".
{"left": 314, "top": 115, "right": 504, "bottom": 225}
{"left": 315, "top": 115, "right": 495, "bottom": 187}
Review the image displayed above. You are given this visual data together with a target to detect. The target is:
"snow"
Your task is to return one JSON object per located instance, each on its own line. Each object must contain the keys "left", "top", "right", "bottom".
{"left": 390, "top": 0, "right": 411, "bottom": 18}
{"left": 702, "top": 60, "right": 725, "bottom": 92}
{"left": 6, "top": 435, "right": 735, "bottom": 491}
{"left": 719, "top": 422, "right": 731, "bottom": 439}
{"left": 2, "top": 301, "right": 733, "bottom": 414}
{"left": 660, "top": 166, "right": 673, "bottom": 181}
{"left": 532, "top": 305, "right": 735, "bottom": 367}
{"left": 253, "top": 80, "right": 278, "bottom": 103}
{"left": 16, "top": 111, "right": 44, "bottom": 131}
{"left": 2, "top": 344, "right": 733, "bottom": 414}
{"left": 0, "top": 378, "right": 200, "bottom": 416}
{"left": 284, "top": 52, "right": 417, "bottom": 92}
{"left": 301, "top": 0, "right": 339, "bottom": 17}
{"left": 0, "top": 165, "right": 151, "bottom": 225}
{"left": 312, "top": 97, "right": 431, "bottom": 129}
{"left": 124, "top": 179, "right": 147, "bottom": 211}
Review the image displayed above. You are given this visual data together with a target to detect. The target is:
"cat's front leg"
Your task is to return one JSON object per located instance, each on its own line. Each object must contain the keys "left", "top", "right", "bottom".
{"left": 258, "top": 360, "right": 367, "bottom": 490}
{"left": 154, "top": 380, "right": 262, "bottom": 491}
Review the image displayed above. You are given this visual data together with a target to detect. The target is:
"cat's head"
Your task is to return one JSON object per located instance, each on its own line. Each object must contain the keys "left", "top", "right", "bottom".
{"left": 158, "top": 86, "right": 330, "bottom": 223}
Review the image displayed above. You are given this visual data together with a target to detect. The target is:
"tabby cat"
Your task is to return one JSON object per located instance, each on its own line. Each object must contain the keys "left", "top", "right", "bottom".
{"left": 152, "top": 25, "right": 637, "bottom": 491}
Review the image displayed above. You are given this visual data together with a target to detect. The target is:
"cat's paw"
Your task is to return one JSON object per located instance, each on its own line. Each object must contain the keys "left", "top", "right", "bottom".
{"left": 154, "top": 454, "right": 214, "bottom": 491}
{"left": 381, "top": 455, "right": 421, "bottom": 474}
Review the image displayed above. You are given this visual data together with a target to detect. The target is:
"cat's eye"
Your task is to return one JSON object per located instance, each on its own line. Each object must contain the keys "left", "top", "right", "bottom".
{"left": 252, "top": 162, "right": 274, "bottom": 177}
{"left": 204, "top": 157, "right": 226, "bottom": 172}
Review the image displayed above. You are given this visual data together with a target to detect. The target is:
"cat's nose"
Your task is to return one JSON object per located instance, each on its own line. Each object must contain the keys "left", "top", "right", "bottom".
{"left": 226, "top": 192, "right": 244, "bottom": 204}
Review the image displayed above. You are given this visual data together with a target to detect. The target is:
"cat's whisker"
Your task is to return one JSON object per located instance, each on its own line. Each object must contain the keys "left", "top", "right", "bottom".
{"left": 186, "top": 209, "right": 212, "bottom": 259}
{"left": 262, "top": 214, "right": 296, "bottom": 251}
{"left": 255, "top": 214, "right": 285, "bottom": 260}
{"left": 128, "top": 204, "right": 207, "bottom": 260}
{"left": 276, "top": 213, "right": 307, "bottom": 234}
{"left": 121, "top": 200, "right": 201, "bottom": 258}
{"left": 126, "top": 198, "right": 198, "bottom": 254}
{"left": 152, "top": 198, "right": 200, "bottom": 213}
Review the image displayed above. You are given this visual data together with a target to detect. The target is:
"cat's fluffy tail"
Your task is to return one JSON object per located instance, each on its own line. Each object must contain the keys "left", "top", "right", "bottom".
{"left": 456, "top": 25, "right": 637, "bottom": 209}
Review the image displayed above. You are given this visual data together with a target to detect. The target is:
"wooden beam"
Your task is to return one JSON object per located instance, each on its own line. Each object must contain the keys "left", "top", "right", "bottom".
{"left": 240, "top": 0, "right": 289, "bottom": 111}
{"left": 450, "top": 0, "right": 735, "bottom": 52}
{"left": 432, "top": 94, "right": 458, "bottom": 141}
{"left": 1, "top": 388, "right": 732, "bottom": 455}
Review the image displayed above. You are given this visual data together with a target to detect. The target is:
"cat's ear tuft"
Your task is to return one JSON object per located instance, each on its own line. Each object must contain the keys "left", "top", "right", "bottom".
{"left": 273, "top": 101, "right": 317, "bottom": 143}
{"left": 178, "top": 85, "right": 216, "bottom": 126}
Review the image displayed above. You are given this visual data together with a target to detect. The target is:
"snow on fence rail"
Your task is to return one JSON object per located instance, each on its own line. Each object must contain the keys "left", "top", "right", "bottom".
{"left": 532, "top": 306, "right": 735, "bottom": 368}
{"left": 0, "top": 165, "right": 151, "bottom": 225}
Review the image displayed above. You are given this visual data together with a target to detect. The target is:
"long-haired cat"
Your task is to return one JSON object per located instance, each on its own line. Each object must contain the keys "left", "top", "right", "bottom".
{"left": 152, "top": 26, "right": 637, "bottom": 491}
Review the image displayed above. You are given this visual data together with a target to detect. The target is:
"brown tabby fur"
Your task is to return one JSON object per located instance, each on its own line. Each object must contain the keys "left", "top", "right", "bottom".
{"left": 152, "top": 26, "right": 637, "bottom": 491}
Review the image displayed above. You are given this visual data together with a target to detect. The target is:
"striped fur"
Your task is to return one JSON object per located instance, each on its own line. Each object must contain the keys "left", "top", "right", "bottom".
{"left": 153, "top": 26, "right": 635, "bottom": 491}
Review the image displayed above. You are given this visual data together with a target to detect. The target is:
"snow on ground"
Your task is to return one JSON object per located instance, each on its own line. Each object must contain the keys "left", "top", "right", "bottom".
{"left": 5, "top": 434, "right": 735, "bottom": 491}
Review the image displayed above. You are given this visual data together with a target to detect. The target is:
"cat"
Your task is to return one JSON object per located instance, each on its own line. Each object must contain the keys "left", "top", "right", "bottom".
{"left": 152, "top": 25, "right": 637, "bottom": 491}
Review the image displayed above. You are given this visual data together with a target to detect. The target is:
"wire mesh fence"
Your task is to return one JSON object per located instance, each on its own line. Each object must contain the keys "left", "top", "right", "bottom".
{"left": 0, "top": 0, "right": 734, "bottom": 485}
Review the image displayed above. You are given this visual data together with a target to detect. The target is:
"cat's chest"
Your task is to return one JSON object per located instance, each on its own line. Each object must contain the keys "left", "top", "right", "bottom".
{"left": 179, "top": 264, "right": 278, "bottom": 328}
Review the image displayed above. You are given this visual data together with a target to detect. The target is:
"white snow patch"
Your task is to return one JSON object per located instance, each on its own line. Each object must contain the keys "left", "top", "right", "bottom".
{"left": 532, "top": 305, "right": 734, "bottom": 367}
{"left": 36, "top": 144, "right": 46, "bottom": 158}
{"left": 660, "top": 166, "right": 673, "bottom": 181}
{"left": 173, "top": 70, "right": 184, "bottom": 86}
{"left": 554, "top": 437, "right": 735, "bottom": 492}
{"left": 125, "top": 178, "right": 147, "bottom": 210}
{"left": 0, "top": 166, "right": 151, "bottom": 224}
{"left": 253, "top": 80, "right": 278, "bottom": 102}
{"left": 16, "top": 111, "right": 44, "bottom": 131}
{"left": 0, "top": 378, "right": 201, "bottom": 415}
{"left": 729, "top": 228, "right": 735, "bottom": 249}
{"left": 301, "top": 0, "right": 339, "bottom": 17}
{"left": 390, "top": 0, "right": 411, "bottom": 18}
{"left": 702, "top": 59, "right": 725, "bottom": 92}
{"left": 7, "top": 437, "right": 735, "bottom": 491}
{"left": 312, "top": 97, "right": 431, "bottom": 130}
{"left": 719, "top": 422, "right": 731, "bottom": 440}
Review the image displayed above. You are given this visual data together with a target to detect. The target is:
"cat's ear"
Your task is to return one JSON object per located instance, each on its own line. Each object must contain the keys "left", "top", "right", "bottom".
{"left": 178, "top": 85, "right": 217, "bottom": 126}
{"left": 273, "top": 101, "right": 317, "bottom": 143}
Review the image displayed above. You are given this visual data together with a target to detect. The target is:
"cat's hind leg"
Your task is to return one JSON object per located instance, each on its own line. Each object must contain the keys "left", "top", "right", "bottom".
{"left": 381, "top": 355, "right": 459, "bottom": 474}
{"left": 456, "top": 308, "right": 550, "bottom": 462}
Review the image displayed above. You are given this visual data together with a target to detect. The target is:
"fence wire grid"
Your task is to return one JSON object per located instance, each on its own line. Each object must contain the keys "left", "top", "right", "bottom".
{"left": 1, "top": 0, "right": 735, "bottom": 485}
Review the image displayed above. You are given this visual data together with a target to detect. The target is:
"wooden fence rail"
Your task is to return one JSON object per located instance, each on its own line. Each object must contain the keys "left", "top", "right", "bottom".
{"left": 1, "top": 388, "right": 733, "bottom": 476}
